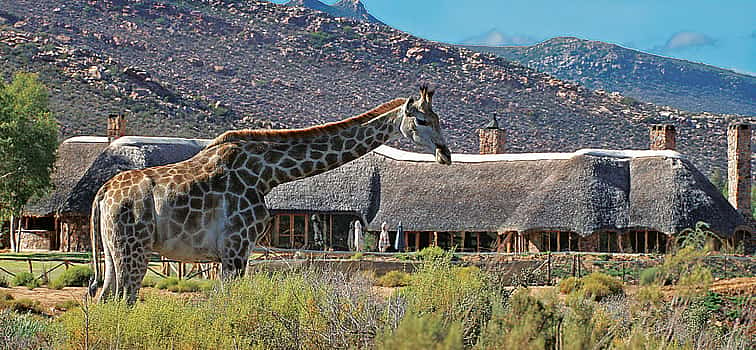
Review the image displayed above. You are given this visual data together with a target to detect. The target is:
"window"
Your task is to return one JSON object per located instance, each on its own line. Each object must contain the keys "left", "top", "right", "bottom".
{"left": 625, "top": 229, "right": 667, "bottom": 253}
{"left": 537, "top": 231, "right": 579, "bottom": 252}
{"left": 274, "top": 214, "right": 308, "bottom": 249}
{"left": 598, "top": 232, "right": 619, "bottom": 252}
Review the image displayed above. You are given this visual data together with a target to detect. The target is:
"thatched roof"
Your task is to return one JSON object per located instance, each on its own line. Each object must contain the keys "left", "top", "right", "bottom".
{"left": 24, "top": 137, "right": 109, "bottom": 216}
{"left": 24, "top": 136, "right": 208, "bottom": 216}
{"left": 25, "top": 136, "right": 748, "bottom": 237}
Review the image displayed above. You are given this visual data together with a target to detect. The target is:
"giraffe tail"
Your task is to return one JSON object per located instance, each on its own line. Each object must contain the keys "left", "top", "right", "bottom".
{"left": 88, "top": 196, "right": 102, "bottom": 298}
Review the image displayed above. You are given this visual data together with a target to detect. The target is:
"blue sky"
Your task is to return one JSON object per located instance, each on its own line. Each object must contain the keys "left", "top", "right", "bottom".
{"left": 274, "top": 0, "right": 756, "bottom": 76}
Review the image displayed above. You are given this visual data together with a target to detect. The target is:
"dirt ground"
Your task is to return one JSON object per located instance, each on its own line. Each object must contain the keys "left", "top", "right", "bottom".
{"left": 2, "top": 277, "right": 754, "bottom": 316}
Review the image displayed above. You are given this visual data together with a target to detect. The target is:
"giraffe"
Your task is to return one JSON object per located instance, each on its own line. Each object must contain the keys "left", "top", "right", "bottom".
{"left": 89, "top": 86, "right": 451, "bottom": 303}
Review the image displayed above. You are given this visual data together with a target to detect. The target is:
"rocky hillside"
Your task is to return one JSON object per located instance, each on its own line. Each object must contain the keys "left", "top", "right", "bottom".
{"left": 463, "top": 37, "right": 756, "bottom": 116}
{"left": 0, "top": 0, "right": 749, "bottom": 175}
{"left": 285, "top": 0, "right": 383, "bottom": 24}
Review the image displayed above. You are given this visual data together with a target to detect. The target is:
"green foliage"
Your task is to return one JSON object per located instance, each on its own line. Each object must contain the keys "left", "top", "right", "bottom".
{"left": 636, "top": 285, "right": 664, "bottom": 305}
{"left": 580, "top": 272, "right": 623, "bottom": 301}
{"left": 60, "top": 269, "right": 393, "bottom": 349}
{"left": 377, "top": 313, "right": 463, "bottom": 350}
{"left": 350, "top": 252, "right": 364, "bottom": 260}
{"left": 0, "top": 292, "right": 44, "bottom": 314}
{"left": 403, "top": 252, "right": 498, "bottom": 346}
{"left": 639, "top": 266, "right": 664, "bottom": 286}
{"left": 307, "top": 31, "right": 336, "bottom": 46}
{"left": 49, "top": 265, "right": 93, "bottom": 289}
{"left": 0, "top": 309, "right": 59, "bottom": 349}
{"left": 153, "top": 277, "right": 213, "bottom": 293}
{"left": 11, "top": 272, "right": 39, "bottom": 289}
{"left": 478, "top": 288, "right": 558, "bottom": 349}
{"left": 376, "top": 271, "right": 411, "bottom": 288}
{"left": 0, "top": 274, "right": 8, "bottom": 288}
{"left": 416, "top": 246, "right": 447, "bottom": 262}
{"left": 558, "top": 273, "right": 623, "bottom": 301}
{"left": 0, "top": 72, "right": 58, "bottom": 219}
{"left": 558, "top": 276, "right": 582, "bottom": 294}
{"left": 54, "top": 300, "right": 79, "bottom": 311}
{"left": 676, "top": 221, "right": 722, "bottom": 251}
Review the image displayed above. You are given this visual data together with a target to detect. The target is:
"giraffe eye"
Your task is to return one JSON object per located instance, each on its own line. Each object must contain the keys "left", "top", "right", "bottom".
{"left": 416, "top": 118, "right": 428, "bottom": 126}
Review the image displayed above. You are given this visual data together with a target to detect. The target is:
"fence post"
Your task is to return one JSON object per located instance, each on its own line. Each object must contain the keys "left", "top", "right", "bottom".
{"left": 27, "top": 259, "right": 33, "bottom": 274}
{"left": 621, "top": 261, "right": 626, "bottom": 283}
{"left": 723, "top": 255, "right": 727, "bottom": 278}
{"left": 547, "top": 252, "right": 552, "bottom": 285}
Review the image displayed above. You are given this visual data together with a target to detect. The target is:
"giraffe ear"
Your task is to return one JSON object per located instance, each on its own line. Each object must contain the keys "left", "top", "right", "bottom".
{"left": 404, "top": 97, "right": 415, "bottom": 113}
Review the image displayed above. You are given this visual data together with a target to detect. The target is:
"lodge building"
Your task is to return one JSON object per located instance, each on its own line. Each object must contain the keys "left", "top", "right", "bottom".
{"left": 13, "top": 116, "right": 754, "bottom": 254}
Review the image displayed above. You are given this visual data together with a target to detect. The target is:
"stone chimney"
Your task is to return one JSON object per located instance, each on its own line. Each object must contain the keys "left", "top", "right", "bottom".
{"left": 728, "top": 123, "right": 751, "bottom": 217}
{"left": 649, "top": 124, "right": 676, "bottom": 150}
{"left": 478, "top": 115, "right": 505, "bottom": 154}
{"left": 107, "top": 114, "right": 126, "bottom": 142}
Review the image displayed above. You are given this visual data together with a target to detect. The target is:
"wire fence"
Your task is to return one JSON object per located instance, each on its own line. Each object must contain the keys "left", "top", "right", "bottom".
{"left": 0, "top": 249, "right": 754, "bottom": 286}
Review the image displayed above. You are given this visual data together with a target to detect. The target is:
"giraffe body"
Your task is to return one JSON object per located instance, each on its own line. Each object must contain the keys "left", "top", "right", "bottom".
{"left": 90, "top": 87, "right": 450, "bottom": 303}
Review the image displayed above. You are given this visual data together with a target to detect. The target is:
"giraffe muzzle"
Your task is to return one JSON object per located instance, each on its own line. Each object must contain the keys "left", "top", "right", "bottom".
{"left": 435, "top": 144, "right": 452, "bottom": 165}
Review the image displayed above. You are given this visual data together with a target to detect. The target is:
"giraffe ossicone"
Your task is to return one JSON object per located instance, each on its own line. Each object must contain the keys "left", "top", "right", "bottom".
{"left": 89, "top": 86, "right": 451, "bottom": 303}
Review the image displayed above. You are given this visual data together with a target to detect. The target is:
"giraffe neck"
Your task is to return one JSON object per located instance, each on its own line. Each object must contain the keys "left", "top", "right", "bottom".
{"left": 214, "top": 99, "right": 408, "bottom": 194}
{"left": 259, "top": 107, "right": 404, "bottom": 191}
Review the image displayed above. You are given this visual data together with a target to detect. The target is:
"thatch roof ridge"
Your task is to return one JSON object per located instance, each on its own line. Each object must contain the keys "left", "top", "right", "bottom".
{"left": 373, "top": 146, "right": 685, "bottom": 163}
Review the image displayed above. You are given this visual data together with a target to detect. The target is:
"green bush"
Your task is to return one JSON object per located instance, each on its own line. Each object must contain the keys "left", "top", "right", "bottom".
{"left": 478, "top": 288, "right": 559, "bottom": 349}
{"left": 580, "top": 272, "right": 623, "bottom": 301}
{"left": 376, "top": 313, "right": 463, "bottom": 350}
{"left": 376, "top": 271, "right": 411, "bottom": 287}
{"left": 49, "top": 265, "right": 93, "bottom": 289}
{"left": 639, "top": 266, "right": 662, "bottom": 286}
{"left": 60, "top": 269, "right": 393, "bottom": 349}
{"left": 11, "top": 272, "right": 39, "bottom": 289}
{"left": 141, "top": 276, "right": 159, "bottom": 288}
{"left": 0, "top": 309, "right": 58, "bottom": 349}
{"left": 416, "top": 246, "right": 447, "bottom": 262}
{"left": 0, "top": 274, "right": 8, "bottom": 288}
{"left": 0, "top": 293, "right": 44, "bottom": 314}
{"left": 155, "top": 277, "right": 179, "bottom": 290}
{"left": 558, "top": 277, "right": 582, "bottom": 294}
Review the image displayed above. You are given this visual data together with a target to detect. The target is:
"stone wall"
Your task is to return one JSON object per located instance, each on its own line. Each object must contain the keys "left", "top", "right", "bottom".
{"left": 18, "top": 230, "right": 53, "bottom": 251}
{"left": 60, "top": 216, "right": 91, "bottom": 252}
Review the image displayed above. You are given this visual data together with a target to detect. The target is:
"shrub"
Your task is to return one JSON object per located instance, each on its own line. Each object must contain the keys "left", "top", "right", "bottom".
{"left": 0, "top": 309, "right": 58, "bottom": 349}
{"left": 54, "top": 300, "right": 79, "bottom": 311}
{"left": 403, "top": 251, "right": 498, "bottom": 346}
{"left": 350, "top": 252, "right": 364, "bottom": 260}
{"left": 636, "top": 285, "right": 664, "bottom": 305}
{"left": 580, "top": 273, "right": 623, "bottom": 301}
{"left": 478, "top": 288, "right": 559, "bottom": 349}
{"left": 376, "top": 313, "right": 463, "bottom": 350}
{"left": 167, "top": 279, "right": 214, "bottom": 293}
{"left": 141, "top": 276, "right": 159, "bottom": 288}
{"left": 0, "top": 274, "right": 8, "bottom": 288}
{"left": 416, "top": 246, "right": 446, "bottom": 262}
{"left": 639, "top": 266, "right": 663, "bottom": 286}
{"left": 49, "top": 265, "right": 93, "bottom": 289}
{"left": 60, "top": 269, "right": 396, "bottom": 349}
{"left": 155, "top": 277, "right": 179, "bottom": 290}
{"left": 0, "top": 293, "right": 44, "bottom": 314}
{"left": 558, "top": 277, "right": 582, "bottom": 294}
{"left": 376, "top": 271, "right": 411, "bottom": 288}
{"left": 11, "top": 272, "right": 39, "bottom": 289}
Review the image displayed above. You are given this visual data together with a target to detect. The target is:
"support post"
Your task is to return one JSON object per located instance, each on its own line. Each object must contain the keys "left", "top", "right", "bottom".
{"left": 9, "top": 214, "right": 15, "bottom": 252}
{"left": 547, "top": 252, "right": 552, "bottom": 285}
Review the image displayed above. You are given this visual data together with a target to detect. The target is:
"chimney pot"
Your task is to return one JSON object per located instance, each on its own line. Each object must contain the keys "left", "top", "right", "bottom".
{"left": 478, "top": 116, "right": 505, "bottom": 154}
{"left": 728, "top": 123, "right": 751, "bottom": 217}
{"left": 107, "top": 114, "right": 126, "bottom": 142}
{"left": 649, "top": 124, "right": 676, "bottom": 150}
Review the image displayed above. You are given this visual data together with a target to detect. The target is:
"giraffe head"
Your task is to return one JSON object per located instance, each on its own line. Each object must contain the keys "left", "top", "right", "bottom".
{"left": 400, "top": 85, "right": 452, "bottom": 165}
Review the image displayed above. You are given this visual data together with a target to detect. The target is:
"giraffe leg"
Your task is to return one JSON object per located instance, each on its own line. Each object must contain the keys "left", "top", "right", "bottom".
{"left": 220, "top": 236, "right": 251, "bottom": 281}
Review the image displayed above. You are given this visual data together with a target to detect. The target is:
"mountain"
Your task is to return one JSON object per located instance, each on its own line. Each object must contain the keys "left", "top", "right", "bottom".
{"left": 0, "top": 0, "right": 750, "bottom": 176}
{"left": 462, "top": 37, "right": 756, "bottom": 116}
{"left": 285, "top": 0, "right": 383, "bottom": 24}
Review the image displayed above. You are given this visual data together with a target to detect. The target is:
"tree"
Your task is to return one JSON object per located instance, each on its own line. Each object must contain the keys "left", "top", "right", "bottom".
{"left": 0, "top": 72, "right": 58, "bottom": 221}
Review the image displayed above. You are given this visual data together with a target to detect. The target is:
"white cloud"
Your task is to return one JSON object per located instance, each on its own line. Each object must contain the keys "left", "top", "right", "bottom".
{"left": 659, "top": 31, "right": 716, "bottom": 51}
{"left": 460, "top": 29, "right": 539, "bottom": 46}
